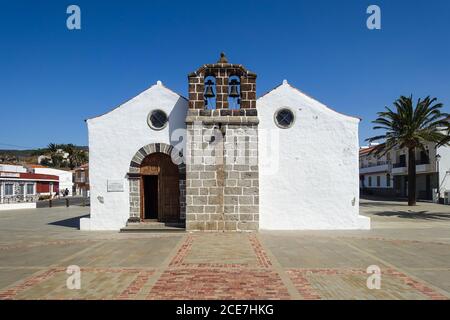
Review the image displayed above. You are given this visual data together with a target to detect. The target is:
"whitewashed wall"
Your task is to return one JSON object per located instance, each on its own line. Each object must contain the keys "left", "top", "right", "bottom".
{"left": 437, "top": 145, "right": 450, "bottom": 193}
{"left": 257, "top": 81, "right": 370, "bottom": 230}
{"left": 82, "top": 82, "right": 188, "bottom": 230}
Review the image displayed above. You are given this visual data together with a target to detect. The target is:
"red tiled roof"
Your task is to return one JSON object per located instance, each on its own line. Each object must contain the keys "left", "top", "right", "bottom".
{"left": 28, "top": 164, "right": 48, "bottom": 168}
{"left": 359, "top": 146, "right": 377, "bottom": 156}
{"left": 0, "top": 171, "right": 59, "bottom": 181}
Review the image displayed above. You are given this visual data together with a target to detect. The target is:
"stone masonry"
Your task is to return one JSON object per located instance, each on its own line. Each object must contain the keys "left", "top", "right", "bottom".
{"left": 127, "top": 142, "right": 186, "bottom": 223}
{"left": 185, "top": 54, "right": 259, "bottom": 231}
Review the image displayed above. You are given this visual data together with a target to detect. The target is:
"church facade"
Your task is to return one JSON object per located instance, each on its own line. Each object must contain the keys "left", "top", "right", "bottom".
{"left": 80, "top": 54, "right": 370, "bottom": 231}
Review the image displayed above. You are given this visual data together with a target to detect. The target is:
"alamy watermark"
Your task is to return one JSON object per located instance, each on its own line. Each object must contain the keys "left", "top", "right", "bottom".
{"left": 66, "top": 5, "right": 81, "bottom": 30}
{"left": 65, "top": 5, "right": 380, "bottom": 31}
{"left": 66, "top": 265, "right": 81, "bottom": 290}
{"left": 366, "top": 5, "right": 381, "bottom": 30}
{"left": 366, "top": 265, "right": 381, "bottom": 289}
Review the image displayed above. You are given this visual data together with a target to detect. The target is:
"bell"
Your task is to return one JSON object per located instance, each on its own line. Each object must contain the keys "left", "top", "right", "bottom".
{"left": 229, "top": 79, "right": 240, "bottom": 98}
{"left": 204, "top": 79, "right": 215, "bottom": 98}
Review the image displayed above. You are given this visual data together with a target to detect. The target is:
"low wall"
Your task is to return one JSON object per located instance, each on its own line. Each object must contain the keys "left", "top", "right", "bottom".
{"left": 0, "top": 203, "right": 37, "bottom": 211}
{"left": 361, "top": 188, "right": 396, "bottom": 197}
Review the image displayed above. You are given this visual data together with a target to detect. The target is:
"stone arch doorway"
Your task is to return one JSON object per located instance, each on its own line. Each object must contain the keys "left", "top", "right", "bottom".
{"left": 127, "top": 143, "right": 186, "bottom": 224}
{"left": 140, "top": 153, "right": 179, "bottom": 222}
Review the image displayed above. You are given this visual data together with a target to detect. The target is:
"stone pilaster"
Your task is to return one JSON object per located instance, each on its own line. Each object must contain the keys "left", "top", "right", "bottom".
{"left": 185, "top": 54, "right": 259, "bottom": 231}
{"left": 128, "top": 176, "right": 140, "bottom": 223}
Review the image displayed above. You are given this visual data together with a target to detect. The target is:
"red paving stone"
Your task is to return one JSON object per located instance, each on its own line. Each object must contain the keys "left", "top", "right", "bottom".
{"left": 384, "top": 268, "right": 448, "bottom": 300}
{"left": 0, "top": 267, "right": 154, "bottom": 300}
{"left": 169, "top": 235, "right": 194, "bottom": 267}
{"left": 118, "top": 271, "right": 154, "bottom": 299}
{"left": 285, "top": 270, "right": 321, "bottom": 300}
{"left": 147, "top": 234, "right": 290, "bottom": 300}
{"left": 249, "top": 234, "right": 272, "bottom": 268}
{"left": 286, "top": 268, "right": 449, "bottom": 300}
{"left": 0, "top": 267, "right": 64, "bottom": 300}
{"left": 148, "top": 268, "right": 290, "bottom": 300}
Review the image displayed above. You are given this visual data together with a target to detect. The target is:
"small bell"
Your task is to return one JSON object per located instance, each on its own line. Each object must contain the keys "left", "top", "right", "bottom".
{"left": 204, "top": 79, "right": 215, "bottom": 98}
{"left": 229, "top": 79, "right": 240, "bottom": 98}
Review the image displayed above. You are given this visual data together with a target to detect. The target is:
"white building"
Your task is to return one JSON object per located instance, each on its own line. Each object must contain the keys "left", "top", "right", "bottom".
{"left": 37, "top": 155, "right": 51, "bottom": 165}
{"left": 27, "top": 165, "right": 73, "bottom": 196}
{"left": 360, "top": 142, "right": 450, "bottom": 202}
{"left": 0, "top": 164, "right": 27, "bottom": 173}
{"left": 0, "top": 165, "right": 59, "bottom": 210}
{"left": 73, "top": 163, "right": 89, "bottom": 197}
{"left": 38, "top": 149, "right": 70, "bottom": 166}
{"left": 81, "top": 55, "right": 370, "bottom": 231}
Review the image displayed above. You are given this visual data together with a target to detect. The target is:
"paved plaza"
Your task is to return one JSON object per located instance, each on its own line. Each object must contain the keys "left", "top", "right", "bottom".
{"left": 0, "top": 199, "right": 449, "bottom": 299}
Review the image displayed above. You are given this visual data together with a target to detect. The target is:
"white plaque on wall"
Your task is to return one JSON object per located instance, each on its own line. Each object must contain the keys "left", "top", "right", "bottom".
{"left": 107, "top": 180, "right": 124, "bottom": 192}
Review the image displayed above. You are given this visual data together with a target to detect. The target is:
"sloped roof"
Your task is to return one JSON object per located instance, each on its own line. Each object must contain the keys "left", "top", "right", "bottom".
{"left": 86, "top": 81, "right": 187, "bottom": 121}
{"left": 359, "top": 146, "right": 377, "bottom": 156}
{"left": 257, "top": 80, "right": 361, "bottom": 121}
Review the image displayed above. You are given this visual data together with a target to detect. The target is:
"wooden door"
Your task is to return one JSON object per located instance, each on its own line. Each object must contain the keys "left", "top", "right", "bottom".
{"left": 140, "top": 153, "right": 180, "bottom": 222}
{"left": 158, "top": 154, "right": 180, "bottom": 222}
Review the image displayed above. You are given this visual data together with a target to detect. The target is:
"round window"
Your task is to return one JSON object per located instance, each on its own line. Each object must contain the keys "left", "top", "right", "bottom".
{"left": 274, "top": 108, "right": 295, "bottom": 128}
{"left": 147, "top": 109, "right": 168, "bottom": 130}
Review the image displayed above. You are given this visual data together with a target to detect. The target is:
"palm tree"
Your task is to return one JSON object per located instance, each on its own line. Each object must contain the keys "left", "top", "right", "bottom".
{"left": 70, "top": 149, "right": 88, "bottom": 169}
{"left": 367, "top": 96, "right": 449, "bottom": 206}
{"left": 47, "top": 143, "right": 63, "bottom": 168}
{"left": 47, "top": 143, "right": 59, "bottom": 154}
{"left": 63, "top": 144, "right": 88, "bottom": 169}
{"left": 62, "top": 144, "right": 76, "bottom": 169}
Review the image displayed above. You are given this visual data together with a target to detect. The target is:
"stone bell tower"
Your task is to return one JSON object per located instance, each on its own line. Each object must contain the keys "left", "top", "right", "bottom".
{"left": 185, "top": 53, "right": 259, "bottom": 231}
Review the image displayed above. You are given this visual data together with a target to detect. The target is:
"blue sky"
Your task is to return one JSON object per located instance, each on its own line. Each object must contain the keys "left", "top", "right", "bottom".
{"left": 1, "top": 0, "right": 449, "bottom": 149}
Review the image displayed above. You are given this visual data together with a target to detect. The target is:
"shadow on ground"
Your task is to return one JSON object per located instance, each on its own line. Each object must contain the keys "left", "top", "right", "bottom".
{"left": 360, "top": 202, "right": 411, "bottom": 208}
{"left": 360, "top": 196, "right": 435, "bottom": 207}
{"left": 48, "top": 214, "right": 90, "bottom": 229}
{"left": 373, "top": 210, "right": 450, "bottom": 220}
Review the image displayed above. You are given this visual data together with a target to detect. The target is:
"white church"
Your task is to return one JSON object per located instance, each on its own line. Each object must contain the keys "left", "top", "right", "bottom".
{"left": 80, "top": 54, "right": 370, "bottom": 231}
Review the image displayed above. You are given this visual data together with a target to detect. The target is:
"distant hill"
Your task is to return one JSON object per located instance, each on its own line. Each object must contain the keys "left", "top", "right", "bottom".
{"left": 0, "top": 149, "right": 36, "bottom": 158}
{"left": 0, "top": 146, "right": 88, "bottom": 164}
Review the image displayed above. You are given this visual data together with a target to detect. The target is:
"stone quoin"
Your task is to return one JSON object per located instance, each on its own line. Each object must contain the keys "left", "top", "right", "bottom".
{"left": 80, "top": 53, "right": 370, "bottom": 231}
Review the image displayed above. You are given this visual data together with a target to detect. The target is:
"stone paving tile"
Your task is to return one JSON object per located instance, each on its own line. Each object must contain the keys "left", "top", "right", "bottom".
{"left": 0, "top": 268, "right": 43, "bottom": 290}
{"left": 0, "top": 267, "right": 155, "bottom": 300}
{"left": 402, "top": 268, "right": 450, "bottom": 293}
{"left": 148, "top": 268, "right": 290, "bottom": 300}
{"left": 178, "top": 233, "right": 260, "bottom": 267}
{"left": 259, "top": 234, "right": 382, "bottom": 269}
{"left": 60, "top": 238, "right": 182, "bottom": 268}
{"left": 0, "top": 243, "right": 94, "bottom": 268}
{"left": 286, "top": 268, "right": 448, "bottom": 300}
{"left": 347, "top": 238, "right": 450, "bottom": 269}
{"left": 0, "top": 239, "right": 100, "bottom": 252}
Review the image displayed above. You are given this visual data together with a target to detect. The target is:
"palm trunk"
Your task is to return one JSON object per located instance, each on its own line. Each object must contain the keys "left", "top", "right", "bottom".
{"left": 408, "top": 147, "right": 416, "bottom": 206}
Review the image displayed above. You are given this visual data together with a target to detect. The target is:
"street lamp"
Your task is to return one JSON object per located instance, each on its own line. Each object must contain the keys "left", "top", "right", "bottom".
{"left": 436, "top": 154, "right": 441, "bottom": 202}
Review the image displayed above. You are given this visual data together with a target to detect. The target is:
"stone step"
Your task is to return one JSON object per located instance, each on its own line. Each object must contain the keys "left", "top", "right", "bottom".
{"left": 120, "top": 222, "right": 185, "bottom": 233}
